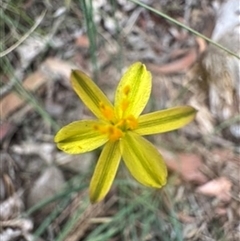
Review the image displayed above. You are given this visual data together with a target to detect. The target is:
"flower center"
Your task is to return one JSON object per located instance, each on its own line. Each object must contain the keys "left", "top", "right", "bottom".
{"left": 94, "top": 124, "right": 124, "bottom": 142}
{"left": 95, "top": 85, "right": 138, "bottom": 141}
{"left": 94, "top": 115, "right": 138, "bottom": 142}
{"left": 115, "top": 115, "right": 138, "bottom": 131}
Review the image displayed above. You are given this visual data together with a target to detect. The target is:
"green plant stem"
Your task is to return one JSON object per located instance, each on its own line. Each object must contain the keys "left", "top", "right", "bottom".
{"left": 80, "top": 0, "right": 99, "bottom": 81}
{"left": 33, "top": 197, "right": 70, "bottom": 240}
{"left": 55, "top": 197, "right": 90, "bottom": 241}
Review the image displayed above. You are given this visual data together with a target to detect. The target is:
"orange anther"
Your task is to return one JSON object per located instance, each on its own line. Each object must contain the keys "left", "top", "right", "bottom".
{"left": 99, "top": 102, "right": 114, "bottom": 121}
{"left": 126, "top": 115, "right": 138, "bottom": 130}
{"left": 108, "top": 126, "right": 123, "bottom": 141}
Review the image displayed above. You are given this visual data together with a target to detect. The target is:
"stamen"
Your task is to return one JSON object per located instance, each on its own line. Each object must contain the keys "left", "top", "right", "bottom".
{"left": 126, "top": 115, "right": 138, "bottom": 130}
{"left": 108, "top": 126, "right": 123, "bottom": 141}
{"left": 115, "top": 115, "right": 138, "bottom": 131}
{"left": 94, "top": 124, "right": 123, "bottom": 141}
{"left": 99, "top": 102, "right": 114, "bottom": 121}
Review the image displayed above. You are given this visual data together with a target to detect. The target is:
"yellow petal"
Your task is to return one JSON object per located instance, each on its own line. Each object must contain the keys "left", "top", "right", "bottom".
{"left": 71, "top": 70, "right": 114, "bottom": 121}
{"left": 90, "top": 141, "right": 121, "bottom": 203}
{"left": 136, "top": 106, "right": 197, "bottom": 135}
{"left": 114, "top": 62, "right": 151, "bottom": 119}
{"left": 121, "top": 132, "right": 167, "bottom": 188}
{"left": 54, "top": 120, "right": 108, "bottom": 154}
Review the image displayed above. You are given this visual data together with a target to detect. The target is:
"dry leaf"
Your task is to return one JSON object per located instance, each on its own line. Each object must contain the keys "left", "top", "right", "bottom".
{"left": 161, "top": 150, "right": 208, "bottom": 184}
{"left": 214, "top": 207, "right": 227, "bottom": 216}
{"left": 211, "top": 148, "right": 235, "bottom": 162}
{"left": 0, "top": 71, "right": 47, "bottom": 120}
{"left": 148, "top": 47, "right": 198, "bottom": 74}
{"left": 177, "top": 212, "right": 195, "bottom": 223}
{"left": 0, "top": 58, "right": 75, "bottom": 121}
{"left": 40, "top": 58, "right": 74, "bottom": 87}
{"left": 189, "top": 97, "right": 215, "bottom": 134}
{"left": 0, "top": 122, "right": 17, "bottom": 142}
{"left": 75, "top": 34, "right": 89, "bottom": 48}
{"left": 196, "top": 177, "right": 232, "bottom": 202}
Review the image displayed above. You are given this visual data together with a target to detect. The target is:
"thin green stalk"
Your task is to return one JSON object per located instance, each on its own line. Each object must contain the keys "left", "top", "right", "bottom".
{"left": 130, "top": 0, "right": 240, "bottom": 59}
{"left": 85, "top": 187, "right": 153, "bottom": 241}
{"left": 109, "top": 0, "right": 124, "bottom": 72}
{"left": 80, "top": 0, "right": 99, "bottom": 81}
{"left": 0, "top": 10, "right": 46, "bottom": 57}
{"left": 85, "top": 198, "right": 139, "bottom": 241}
{"left": 33, "top": 197, "right": 70, "bottom": 239}
{"left": 55, "top": 196, "right": 90, "bottom": 241}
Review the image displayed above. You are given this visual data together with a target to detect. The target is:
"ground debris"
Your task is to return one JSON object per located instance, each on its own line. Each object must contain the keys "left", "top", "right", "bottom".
{"left": 27, "top": 166, "right": 65, "bottom": 215}
{"left": 1, "top": 0, "right": 239, "bottom": 240}
{"left": 196, "top": 177, "right": 232, "bottom": 202}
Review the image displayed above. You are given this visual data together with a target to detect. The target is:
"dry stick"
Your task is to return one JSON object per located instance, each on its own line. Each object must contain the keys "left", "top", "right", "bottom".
{"left": 0, "top": 11, "right": 65, "bottom": 98}
{"left": 0, "top": 10, "right": 47, "bottom": 98}
{"left": 0, "top": 10, "right": 47, "bottom": 58}
{"left": 65, "top": 197, "right": 116, "bottom": 241}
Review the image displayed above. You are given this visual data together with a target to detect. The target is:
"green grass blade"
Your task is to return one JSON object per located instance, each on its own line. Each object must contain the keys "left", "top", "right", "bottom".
{"left": 33, "top": 197, "right": 70, "bottom": 240}
{"left": 55, "top": 196, "right": 90, "bottom": 241}
{"left": 130, "top": 0, "right": 240, "bottom": 59}
{"left": 80, "top": 0, "right": 99, "bottom": 81}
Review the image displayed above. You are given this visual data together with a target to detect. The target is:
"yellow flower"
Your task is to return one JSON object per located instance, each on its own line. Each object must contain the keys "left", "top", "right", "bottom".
{"left": 54, "top": 62, "right": 196, "bottom": 203}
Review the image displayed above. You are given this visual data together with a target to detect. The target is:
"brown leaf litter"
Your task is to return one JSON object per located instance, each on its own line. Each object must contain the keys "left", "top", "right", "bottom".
{"left": 1, "top": 0, "right": 239, "bottom": 240}
{"left": 161, "top": 149, "right": 208, "bottom": 185}
{"left": 196, "top": 177, "right": 232, "bottom": 202}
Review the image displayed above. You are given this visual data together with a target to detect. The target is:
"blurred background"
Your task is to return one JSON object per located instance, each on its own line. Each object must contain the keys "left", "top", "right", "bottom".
{"left": 1, "top": 0, "right": 239, "bottom": 240}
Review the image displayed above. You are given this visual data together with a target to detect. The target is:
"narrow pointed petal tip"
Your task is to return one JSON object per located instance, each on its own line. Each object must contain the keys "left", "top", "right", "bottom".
{"left": 114, "top": 62, "right": 152, "bottom": 119}
{"left": 136, "top": 106, "right": 197, "bottom": 136}
{"left": 71, "top": 70, "right": 114, "bottom": 121}
{"left": 121, "top": 132, "right": 167, "bottom": 188}
{"left": 90, "top": 141, "right": 121, "bottom": 203}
